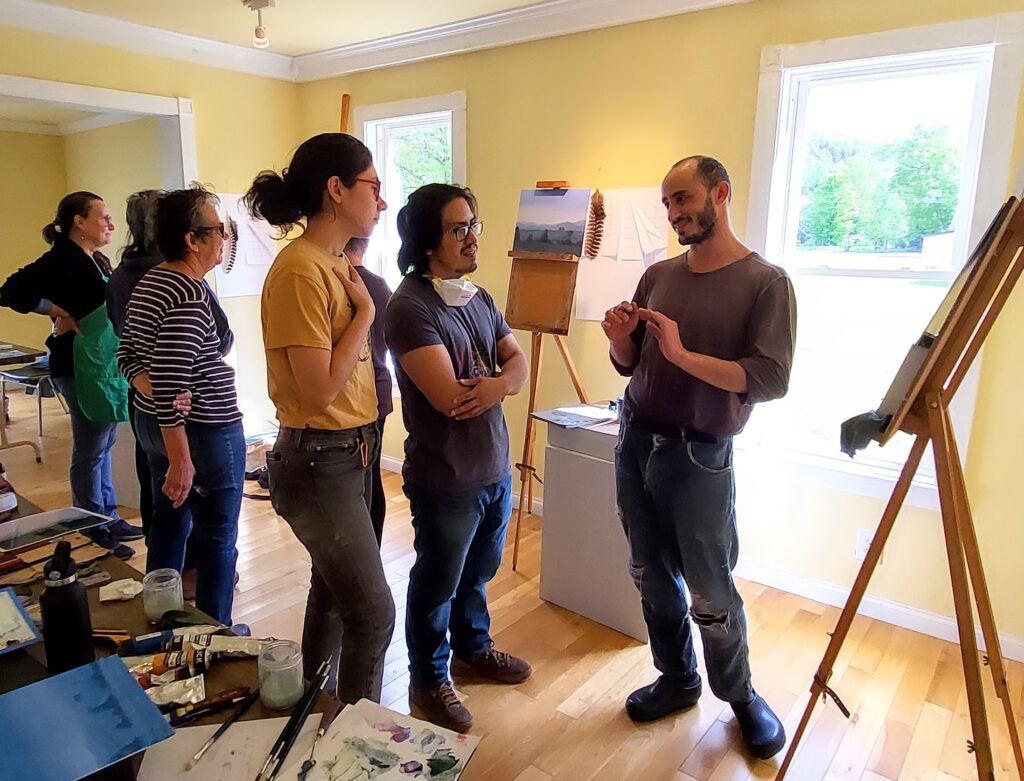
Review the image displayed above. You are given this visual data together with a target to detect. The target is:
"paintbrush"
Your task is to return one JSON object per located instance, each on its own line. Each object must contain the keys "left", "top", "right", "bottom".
{"left": 183, "top": 690, "right": 259, "bottom": 772}
{"left": 297, "top": 697, "right": 344, "bottom": 781}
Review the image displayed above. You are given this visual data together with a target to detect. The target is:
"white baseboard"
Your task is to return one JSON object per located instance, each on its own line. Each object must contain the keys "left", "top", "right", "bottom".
{"left": 735, "top": 559, "right": 1024, "bottom": 663}
{"left": 379, "top": 454, "right": 543, "bottom": 517}
{"left": 380, "top": 455, "right": 404, "bottom": 474}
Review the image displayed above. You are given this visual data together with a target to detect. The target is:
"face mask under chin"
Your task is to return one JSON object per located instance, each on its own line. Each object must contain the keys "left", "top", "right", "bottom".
{"left": 430, "top": 276, "right": 479, "bottom": 307}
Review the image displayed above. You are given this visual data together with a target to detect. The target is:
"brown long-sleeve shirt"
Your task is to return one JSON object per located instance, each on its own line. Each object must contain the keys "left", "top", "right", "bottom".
{"left": 612, "top": 251, "right": 797, "bottom": 437}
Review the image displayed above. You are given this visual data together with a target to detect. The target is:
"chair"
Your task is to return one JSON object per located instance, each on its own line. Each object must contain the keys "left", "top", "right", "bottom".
{"left": 0, "top": 360, "right": 68, "bottom": 438}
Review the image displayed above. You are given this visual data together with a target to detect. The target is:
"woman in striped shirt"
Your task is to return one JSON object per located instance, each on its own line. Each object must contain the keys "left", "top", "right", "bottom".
{"left": 117, "top": 185, "right": 244, "bottom": 625}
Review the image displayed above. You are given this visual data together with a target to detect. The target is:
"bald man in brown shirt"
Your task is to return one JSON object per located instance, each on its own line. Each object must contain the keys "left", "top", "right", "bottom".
{"left": 603, "top": 156, "right": 796, "bottom": 760}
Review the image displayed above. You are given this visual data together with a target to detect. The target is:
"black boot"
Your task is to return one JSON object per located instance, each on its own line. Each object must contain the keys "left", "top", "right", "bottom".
{"left": 731, "top": 692, "right": 786, "bottom": 759}
{"left": 625, "top": 675, "right": 702, "bottom": 722}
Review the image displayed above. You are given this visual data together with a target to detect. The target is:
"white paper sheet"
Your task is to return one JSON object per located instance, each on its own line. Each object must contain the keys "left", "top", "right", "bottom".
{"left": 138, "top": 714, "right": 319, "bottom": 781}
{"left": 575, "top": 187, "right": 671, "bottom": 321}
{"left": 212, "top": 193, "right": 280, "bottom": 299}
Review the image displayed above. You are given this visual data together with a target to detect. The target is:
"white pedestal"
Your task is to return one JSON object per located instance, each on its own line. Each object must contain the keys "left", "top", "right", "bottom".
{"left": 540, "top": 422, "right": 648, "bottom": 642}
{"left": 111, "top": 420, "right": 140, "bottom": 510}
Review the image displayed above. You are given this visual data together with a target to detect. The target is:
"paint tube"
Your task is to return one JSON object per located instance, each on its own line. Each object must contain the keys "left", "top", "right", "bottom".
{"left": 146, "top": 674, "right": 206, "bottom": 709}
{"left": 118, "top": 624, "right": 222, "bottom": 656}
{"left": 165, "top": 634, "right": 265, "bottom": 657}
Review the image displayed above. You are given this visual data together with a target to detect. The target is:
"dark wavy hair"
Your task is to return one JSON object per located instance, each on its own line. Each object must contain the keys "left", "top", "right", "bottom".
{"left": 243, "top": 133, "right": 373, "bottom": 235}
{"left": 396, "top": 184, "right": 478, "bottom": 277}
{"left": 42, "top": 191, "right": 102, "bottom": 245}
{"left": 154, "top": 185, "right": 221, "bottom": 261}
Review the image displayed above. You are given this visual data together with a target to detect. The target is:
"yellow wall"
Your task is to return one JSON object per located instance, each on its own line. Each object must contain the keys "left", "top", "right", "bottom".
{"left": 63, "top": 117, "right": 166, "bottom": 257}
{"left": 3, "top": 0, "right": 1024, "bottom": 637}
{"left": 298, "top": 0, "right": 1024, "bottom": 637}
{"left": 0, "top": 23, "right": 302, "bottom": 423}
{"left": 0, "top": 130, "right": 67, "bottom": 349}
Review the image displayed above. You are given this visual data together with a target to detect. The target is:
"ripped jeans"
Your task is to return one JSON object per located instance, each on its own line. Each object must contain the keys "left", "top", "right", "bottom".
{"left": 615, "top": 415, "right": 753, "bottom": 704}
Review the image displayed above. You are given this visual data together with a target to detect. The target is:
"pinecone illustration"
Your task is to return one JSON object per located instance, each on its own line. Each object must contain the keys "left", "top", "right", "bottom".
{"left": 583, "top": 190, "right": 606, "bottom": 259}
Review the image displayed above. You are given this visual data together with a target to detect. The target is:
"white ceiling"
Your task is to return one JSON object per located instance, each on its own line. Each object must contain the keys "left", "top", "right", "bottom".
{"left": 26, "top": 0, "right": 546, "bottom": 56}
{"left": 0, "top": 94, "right": 96, "bottom": 125}
{"left": 1, "top": 0, "right": 751, "bottom": 82}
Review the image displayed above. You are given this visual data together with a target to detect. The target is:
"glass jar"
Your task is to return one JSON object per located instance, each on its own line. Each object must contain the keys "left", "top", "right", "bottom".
{"left": 258, "top": 640, "right": 304, "bottom": 710}
{"left": 142, "top": 568, "right": 183, "bottom": 624}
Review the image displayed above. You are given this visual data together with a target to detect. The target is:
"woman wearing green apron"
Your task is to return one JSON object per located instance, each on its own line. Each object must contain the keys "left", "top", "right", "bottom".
{"left": 0, "top": 191, "right": 140, "bottom": 557}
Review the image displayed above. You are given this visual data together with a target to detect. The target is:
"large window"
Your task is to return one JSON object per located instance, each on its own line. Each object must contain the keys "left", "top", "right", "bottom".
{"left": 356, "top": 93, "right": 466, "bottom": 293}
{"left": 746, "top": 18, "right": 1024, "bottom": 503}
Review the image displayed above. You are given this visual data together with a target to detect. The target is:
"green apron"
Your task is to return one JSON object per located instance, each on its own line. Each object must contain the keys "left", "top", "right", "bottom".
{"left": 72, "top": 304, "right": 129, "bottom": 423}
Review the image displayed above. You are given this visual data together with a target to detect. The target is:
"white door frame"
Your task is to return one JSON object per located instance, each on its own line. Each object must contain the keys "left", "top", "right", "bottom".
{"left": 0, "top": 73, "right": 198, "bottom": 185}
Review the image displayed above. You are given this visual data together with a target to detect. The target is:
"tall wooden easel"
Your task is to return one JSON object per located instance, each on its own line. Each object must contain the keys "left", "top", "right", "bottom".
{"left": 505, "top": 183, "right": 590, "bottom": 570}
{"left": 778, "top": 197, "right": 1024, "bottom": 779}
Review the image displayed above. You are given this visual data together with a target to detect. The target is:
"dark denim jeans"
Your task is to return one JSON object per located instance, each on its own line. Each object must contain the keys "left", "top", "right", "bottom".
{"left": 267, "top": 425, "right": 395, "bottom": 704}
{"left": 405, "top": 476, "right": 512, "bottom": 687}
{"left": 135, "top": 411, "right": 244, "bottom": 626}
{"left": 615, "top": 415, "right": 753, "bottom": 704}
{"left": 53, "top": 377, "right": 120, "bottom": 522}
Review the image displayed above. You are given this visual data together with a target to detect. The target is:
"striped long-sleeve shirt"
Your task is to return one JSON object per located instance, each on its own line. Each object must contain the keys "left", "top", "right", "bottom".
{"left": 117, "top": 267, "right": 241, "bottom": 428}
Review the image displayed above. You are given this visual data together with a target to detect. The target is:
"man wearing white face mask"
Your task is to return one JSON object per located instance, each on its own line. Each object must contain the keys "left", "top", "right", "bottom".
{"left": 385, "top": 183, "right": 530, "bottom": 732}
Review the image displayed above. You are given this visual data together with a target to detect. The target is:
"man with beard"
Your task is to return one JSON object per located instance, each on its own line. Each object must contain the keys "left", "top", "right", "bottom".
{"left": 385, "top": 184, "right": 531, "bottom": 732}
{"left": 602, "top": 156, "right": 796, "bottom": 759}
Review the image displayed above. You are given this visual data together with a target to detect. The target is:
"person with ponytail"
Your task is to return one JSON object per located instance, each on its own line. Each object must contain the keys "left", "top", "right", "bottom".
{"left": 0, "top": 192, "right": 141, "bottom": 558}
{"left": 245, "top": 133, "right": 395, "bottom": 703}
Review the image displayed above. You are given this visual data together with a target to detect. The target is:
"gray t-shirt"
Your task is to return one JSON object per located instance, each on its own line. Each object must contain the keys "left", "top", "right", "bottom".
{"left": 613, "top": 252, "right": 796, "bottom": 437}
{"left": 385, "top": 275, "right": 512, "bottom": 491}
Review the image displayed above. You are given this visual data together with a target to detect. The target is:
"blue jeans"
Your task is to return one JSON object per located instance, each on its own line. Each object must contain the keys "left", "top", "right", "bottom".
{"left": 53, "top": 377, "right": 120, "bottom": 522}
{"left": 405, "top": 476, "right": 512, "bottom": 687}
{"left": 135, "top": 410, "right": 244, "bottom": 625}
{"left": 615, "top": 415, "right": 753, "bottom": 704}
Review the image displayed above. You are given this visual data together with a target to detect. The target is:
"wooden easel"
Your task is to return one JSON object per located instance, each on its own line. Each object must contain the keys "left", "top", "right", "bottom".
{"left": 505, "top": 182, "right": 590, "bottom": 570}
{"left": 778, "top": 197, "right": 1024, "bottom": 779}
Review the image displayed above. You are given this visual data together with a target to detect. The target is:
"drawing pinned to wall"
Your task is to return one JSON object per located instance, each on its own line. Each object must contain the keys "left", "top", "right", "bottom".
{"left": 280, "top": 698, "right": 480, "bottom": 780}
{"left": 575, "top": 187, "right": 670, "bottom": 321}
{"left": 213, "top": 193, "right": 279, "bottom": 298}
{"left": 513, "top": 188, "right": 593, "bottom": 256}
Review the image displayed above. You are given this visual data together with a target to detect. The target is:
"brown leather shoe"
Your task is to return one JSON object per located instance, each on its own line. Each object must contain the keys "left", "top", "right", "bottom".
{"left": 451, "top": 644, "right": 532, "bottom": 684}
{"left": 409, "top": 681, "right": 473, "bottom": 732}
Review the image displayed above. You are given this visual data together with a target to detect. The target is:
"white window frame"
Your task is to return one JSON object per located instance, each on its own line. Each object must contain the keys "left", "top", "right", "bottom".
{"left": 354, "top": 91, "right": 467, "bottom": 391}
{"left": 746, "top": 14, "right": 1024, "bottom": 509}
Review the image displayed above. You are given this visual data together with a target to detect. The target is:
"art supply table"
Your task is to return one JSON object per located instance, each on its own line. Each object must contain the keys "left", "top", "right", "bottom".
{"left": 0, "top": 495, "right": 329, "bottom": 779}
{"left": 0, "top": 341, "right": 47, "bottom": 461}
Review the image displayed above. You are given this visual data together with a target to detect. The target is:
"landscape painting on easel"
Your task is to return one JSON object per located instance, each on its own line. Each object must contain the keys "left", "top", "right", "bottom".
{"left": 513, "top": 188, "right": 592, "bottom": 256}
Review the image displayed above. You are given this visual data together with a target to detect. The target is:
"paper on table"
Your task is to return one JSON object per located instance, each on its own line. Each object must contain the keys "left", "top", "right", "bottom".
{"left": 0, "top": 585, "right": 40, "bottom": 655}
{"left": 0, "top": 655, "right": 173, "bottom": 781}
{"left": 138, "top": 713, "right": 319, "bottom": 781}
{"left": 278, "top": 699, "right": 480, "bottom": 780}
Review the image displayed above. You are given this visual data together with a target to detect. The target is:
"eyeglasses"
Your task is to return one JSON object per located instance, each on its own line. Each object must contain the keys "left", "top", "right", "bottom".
{"left": 450, "top": 220, "right": 484, "bottom": 242}
{"left": 355, "top": 177, "right": 382, "bottom": 200}
{"left": 194, "top": 223, "right": 227, "bottom": 240}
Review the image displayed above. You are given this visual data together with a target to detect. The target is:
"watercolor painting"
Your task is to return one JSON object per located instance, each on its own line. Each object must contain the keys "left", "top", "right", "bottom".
{"left": 0, "top": 655, "right": 173, "bottom": 780}
{"left": 0, "top": 586, "right": 41, "bottom": 656}
{"left": 281, "top": 699, "right": 480, "bottom": 781}
{"left": 513, "top": 188, "right": 593, "bottom": 256}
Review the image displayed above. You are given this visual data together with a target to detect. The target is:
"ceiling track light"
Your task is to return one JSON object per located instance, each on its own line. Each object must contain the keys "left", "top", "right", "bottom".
{"left": 242, "top": 0, "right": 274, "bottom": 49}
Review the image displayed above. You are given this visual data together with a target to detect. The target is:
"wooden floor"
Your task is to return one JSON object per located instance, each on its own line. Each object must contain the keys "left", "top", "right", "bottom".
{"left": 7, "top": 391, "right": 1024, "bottom": 780}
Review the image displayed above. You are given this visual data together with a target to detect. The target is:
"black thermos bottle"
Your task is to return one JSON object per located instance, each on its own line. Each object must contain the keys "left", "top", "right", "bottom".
{"left": 39, "top": 540, "right": 95, "bottom": 673}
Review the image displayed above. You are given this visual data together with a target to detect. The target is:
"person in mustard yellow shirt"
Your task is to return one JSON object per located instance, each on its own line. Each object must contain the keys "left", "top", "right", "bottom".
{"left": 244, "top": 133, "right": 394, "bottom": 704}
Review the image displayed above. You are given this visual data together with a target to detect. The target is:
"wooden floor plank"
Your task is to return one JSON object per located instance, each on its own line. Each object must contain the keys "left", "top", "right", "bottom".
{"left": 6, "top": 393, "right": 1023, "bottom": 781}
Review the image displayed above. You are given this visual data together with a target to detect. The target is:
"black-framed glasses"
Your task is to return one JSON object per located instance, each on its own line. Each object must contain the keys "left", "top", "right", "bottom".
{"left": 355, "top": 177, "right": 382, "bottom": 199}
{"left": 194, "top": 223, "right": 227, "bottom": 240}
{"left": 450, "top": 220, "right": 484, "bottom": 242}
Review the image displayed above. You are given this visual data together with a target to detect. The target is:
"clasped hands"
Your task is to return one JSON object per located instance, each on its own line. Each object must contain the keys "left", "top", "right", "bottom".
{"left": 602, "top": 301, "right": 688, "bottom": 364}
{"left": 450, "top": 375, "right": 509, "bottom": 421}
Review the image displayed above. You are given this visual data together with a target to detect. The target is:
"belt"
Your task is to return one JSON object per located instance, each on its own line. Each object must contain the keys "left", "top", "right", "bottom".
{"left": 629, "top": 417, "right": 721, "bottom": 444}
